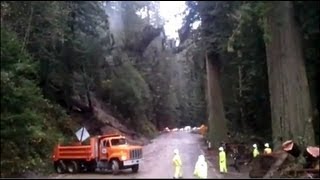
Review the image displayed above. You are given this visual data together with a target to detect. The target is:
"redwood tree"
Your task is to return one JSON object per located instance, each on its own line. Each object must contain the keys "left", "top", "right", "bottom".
{"left": 264, "top": 1, "right": 315, "bottom": 148}
{"left": 197, "top": 1, "right": 238, "bottom": 147}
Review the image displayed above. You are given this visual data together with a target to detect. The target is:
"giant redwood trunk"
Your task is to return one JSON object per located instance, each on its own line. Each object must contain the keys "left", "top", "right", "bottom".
{"left": 265, "top": 1, "right": 315, "bottom": 148}
{"left": 205, "top": 52, "right": 228, "bottom": 147}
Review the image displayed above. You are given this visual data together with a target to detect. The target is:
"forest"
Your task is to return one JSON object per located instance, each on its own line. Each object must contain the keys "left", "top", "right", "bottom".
{"left": 0, "top": 1, "right": 319, "bottom": 177}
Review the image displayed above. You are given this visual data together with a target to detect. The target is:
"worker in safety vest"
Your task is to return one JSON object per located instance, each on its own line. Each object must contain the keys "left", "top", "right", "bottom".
{"left": 172, "top": 149, "right": 183, "bottom": 178}
{"left": 193, "top": 155, "right": 208, "bottom": 179}
{"left": 264, "top": 143, "right": 272, "bottom": 154}
{"left": 253, "top": 144, "right": 260, "bottom": 158}
{"left": 219, "top": 147, "right": 227, "bottom": 173}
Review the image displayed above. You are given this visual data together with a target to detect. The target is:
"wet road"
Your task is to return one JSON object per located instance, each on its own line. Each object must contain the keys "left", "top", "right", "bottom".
{"left": 52, "top": 131, "right": 222, "bottom": 179}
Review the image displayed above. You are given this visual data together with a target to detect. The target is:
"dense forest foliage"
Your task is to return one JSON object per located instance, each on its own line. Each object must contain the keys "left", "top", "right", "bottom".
{"left": 181, "top": 1, "right": 319, "bottom": 147}
{"left": 1, "top": 1, "right": 205, "bottom": 177}
{"left": 0, "top": 1, "right": 319, "bottom": 178}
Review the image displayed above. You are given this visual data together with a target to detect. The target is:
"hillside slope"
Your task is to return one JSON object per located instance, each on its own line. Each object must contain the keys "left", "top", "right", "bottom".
{"left": 70, "top": 96, "right": 153, "bottom": 146}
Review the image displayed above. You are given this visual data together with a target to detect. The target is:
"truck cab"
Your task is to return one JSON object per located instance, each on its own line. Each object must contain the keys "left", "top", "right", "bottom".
{"left": 97, "top": 135, "right": 143, "bottom": 174}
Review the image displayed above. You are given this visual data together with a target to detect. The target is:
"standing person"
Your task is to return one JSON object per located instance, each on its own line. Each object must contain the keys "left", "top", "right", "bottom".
{"left": 264, "top": 143, "right": 272, "bottom": 154}
{"left": 172, "top": 149, "right": 183, "bottom": 178}
{"left": 193, "top": 155, "right": 208, "bottom": 179}
{"left": 253, "top": 144, "right": 260, "bottom": 157}
{"left": 219, "top": 147, "right": 228, "bottom": 173}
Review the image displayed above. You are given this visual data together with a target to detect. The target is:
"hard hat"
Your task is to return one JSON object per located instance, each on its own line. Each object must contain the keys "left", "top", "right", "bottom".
{"left": 253, "top": 144, "right": 257, "bottom": 148}
{"left": 199, "top": 154, "right": 205, "bottom": 161}
{"left": 219, "top": 147, "right": 224, "bottom": 151}
{"left": 265, "top": 143, "right": 269, "bottom": 148}
{"left": 174, "top": 149, "right": 179, "bottom": 154}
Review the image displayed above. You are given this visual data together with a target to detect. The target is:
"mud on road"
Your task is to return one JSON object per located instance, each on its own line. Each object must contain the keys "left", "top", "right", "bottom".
{"left": 52, "top": 132, "right": 223, "bottom": 179}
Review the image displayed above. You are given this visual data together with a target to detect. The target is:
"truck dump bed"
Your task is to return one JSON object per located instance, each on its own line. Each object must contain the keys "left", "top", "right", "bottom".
{"left": 53, "top": 138, "right": 97, "bottom": 161}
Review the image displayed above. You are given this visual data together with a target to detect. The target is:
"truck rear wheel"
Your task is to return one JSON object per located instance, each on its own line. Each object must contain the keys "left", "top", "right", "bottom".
{"left": 66, "top": 161, "right": 79, "bottom": 174}
{"left": 132, "top": 164, "right": 139, "bottom": 173}
{"left": 111, "top": 160, "right": 120, "bottom": 175}
{"left": 54, "top": 161, "right": 66, "bottom": 174}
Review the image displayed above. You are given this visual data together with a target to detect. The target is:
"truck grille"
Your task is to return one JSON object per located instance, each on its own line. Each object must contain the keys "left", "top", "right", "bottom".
{"left": 130, "top": 149, "right": 142, "bottom": 159}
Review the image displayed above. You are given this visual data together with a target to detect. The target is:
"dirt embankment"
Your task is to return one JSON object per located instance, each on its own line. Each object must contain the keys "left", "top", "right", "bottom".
{"left": 70, "top": 96, "right": 152, "bottom": 146}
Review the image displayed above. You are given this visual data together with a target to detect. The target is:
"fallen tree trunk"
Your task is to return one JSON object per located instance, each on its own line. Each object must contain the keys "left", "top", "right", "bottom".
{"left": 249, "top": 151, "right": 297, "bottom": 178}
{"left": 303, "top": 146, "right": 320, "bottom": 169}
{"left": 263, "top": 151, "right": 289, "bottom": 178}
{"left": 250, "top": 140, "right": 319, "bottom": 178}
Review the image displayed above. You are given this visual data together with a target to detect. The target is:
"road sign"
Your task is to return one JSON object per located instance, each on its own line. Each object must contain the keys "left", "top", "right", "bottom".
{"left": 75, "top": 127, "right": 90, "bottom": 142}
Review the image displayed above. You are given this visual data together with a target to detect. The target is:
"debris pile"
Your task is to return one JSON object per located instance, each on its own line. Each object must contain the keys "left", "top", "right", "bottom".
{"left": 249, "top": 140, "right": 319, "bottom": 178}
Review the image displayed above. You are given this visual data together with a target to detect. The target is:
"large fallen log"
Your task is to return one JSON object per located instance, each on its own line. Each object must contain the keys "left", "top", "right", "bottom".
{"left": 249, "top": 151, "right": 297, "bottom": 178}
{"left": 263, "top": 151, "right": 289, "bottom": 178}
{"left": 303, "top": 146, "right": 320, "bottom": 169}
{"left": 305, "top": 146, "right": 319, "bottom": 158}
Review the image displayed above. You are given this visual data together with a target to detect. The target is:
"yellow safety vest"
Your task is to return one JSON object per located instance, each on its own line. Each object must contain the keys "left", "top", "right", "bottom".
{"left": 253, "top": 148, "right": 260, "bottom": 157}
{"left": 219, "top": 151, "right": 227, "bottom": 173}
{"left": 173, "top": 154, "right": 182, "bottom": 167}
{"left": 264, "top": 148, "right": 272, "bottom": 154}
{"left": 219, "top": 151, "right": 226, "bottom": 163}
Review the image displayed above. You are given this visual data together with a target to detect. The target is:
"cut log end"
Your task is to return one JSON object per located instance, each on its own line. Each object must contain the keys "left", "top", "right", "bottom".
{"left": 282, "top": 140, "right": 294, "bottom": 151}
{"left": 306, "top": 146, "right": 320, "bottom": 158}
{"left": 282, "top": 140, "right": 301, "bottom": 158}
{"left": 304, "top": 146, "right": 320, "bottom": 169}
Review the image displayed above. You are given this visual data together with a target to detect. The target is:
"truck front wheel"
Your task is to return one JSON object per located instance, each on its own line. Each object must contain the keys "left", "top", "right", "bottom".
{"left": 132, "top": 164, "right": 139, "bottom": 173}
{"left": 111, "top": 160, "right": 120, "bottom": 175}
{"left": 66, "top": 161, "right": 79, "bottom": 174}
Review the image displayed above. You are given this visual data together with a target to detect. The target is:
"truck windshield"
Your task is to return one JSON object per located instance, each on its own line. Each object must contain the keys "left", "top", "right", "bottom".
{"left": 111, "top": 138, "right": 127, "bottom": 146}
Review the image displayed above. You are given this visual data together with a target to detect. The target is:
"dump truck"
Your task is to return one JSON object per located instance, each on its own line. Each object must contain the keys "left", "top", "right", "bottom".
{"left": 52, "top": 134, "right": 143, "bottom": 175}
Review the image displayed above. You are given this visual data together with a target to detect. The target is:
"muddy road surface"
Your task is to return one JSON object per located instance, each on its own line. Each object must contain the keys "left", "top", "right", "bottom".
{"left": 52, "top": 132, "right": 223, "bottom": 179}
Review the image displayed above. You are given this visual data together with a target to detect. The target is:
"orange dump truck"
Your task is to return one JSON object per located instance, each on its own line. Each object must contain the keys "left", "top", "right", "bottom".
{"left": 52, "top": 134, "right": 142, "bottom": 175}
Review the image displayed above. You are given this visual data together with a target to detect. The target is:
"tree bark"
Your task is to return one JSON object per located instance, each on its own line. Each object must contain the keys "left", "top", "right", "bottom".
{"left": 21, "top": 4, "right": 33, "bottom": 53}
{"left": 205, "top": 51, "right": 228, "bottom": 147}
{"left": 238, "top": 65, "right": 247, "bottom": 132}
{"left": 264, "top": 1, "right": 315, "bottom": 148}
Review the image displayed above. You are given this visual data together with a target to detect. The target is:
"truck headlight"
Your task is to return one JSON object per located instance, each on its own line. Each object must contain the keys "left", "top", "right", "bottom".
{"left": 121, "top": 155, "right": 127, "bottom": 161}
